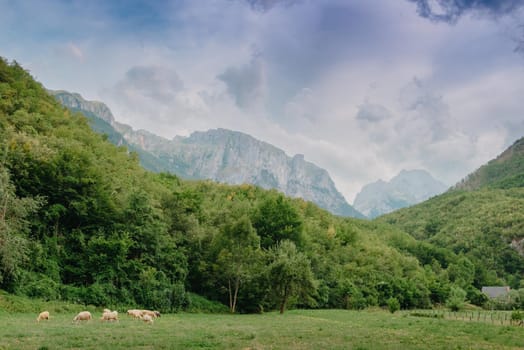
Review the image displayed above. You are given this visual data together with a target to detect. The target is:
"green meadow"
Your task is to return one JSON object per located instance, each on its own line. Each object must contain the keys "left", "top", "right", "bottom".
{"left": 0, "top": 310, "right": 523, "bottom": 350}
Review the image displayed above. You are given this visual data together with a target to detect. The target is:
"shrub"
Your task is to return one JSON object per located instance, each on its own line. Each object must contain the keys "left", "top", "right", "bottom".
{"left": 17, "top": 272, "right": 59, "bottom": 300}
{"left": 511, "top": 310, "right": 522, "bottom": 323}
{"left": 387, "top": 297, "right": 400, "bottom": 313}
{"left": 185, "top": 293, "right": 228, "bottom": 313}
{"left": 446, "top": 286, "right": 467, "bottom": 312}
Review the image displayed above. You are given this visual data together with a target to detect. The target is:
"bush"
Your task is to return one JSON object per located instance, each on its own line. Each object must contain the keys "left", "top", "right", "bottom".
{"left": 17, "top": 272, "right": 59, "bottom": 300}
{"left": 387, "top": 297, "right": 400, "bottom": 313}
{"left": 169, "top": 282, "right": 191, "bottom": 312}
{"left": 511, "top": 310, "right": 522, "bottom": 323}
{"left": 185, "top": 293, "right": 228, "bottom": 313}
{"left": 465, "top": 286, "right": 488, "bottom": 307}
{"left": 446, "top": 286, "right": 467, "bottom": 312}
{"left": 83, "top": 283, "right": 111, "bottom": 306}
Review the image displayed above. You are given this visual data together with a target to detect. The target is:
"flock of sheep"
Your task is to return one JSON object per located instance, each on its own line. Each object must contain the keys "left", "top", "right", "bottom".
{"left": 36, "top": 309, "right": 161, "bottom": 324}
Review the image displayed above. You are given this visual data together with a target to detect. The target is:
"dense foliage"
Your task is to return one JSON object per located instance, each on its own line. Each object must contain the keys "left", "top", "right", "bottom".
{"left": 1, "top": 57, "right": 522, "bottom": 313}
{"left": 380, "top": 188, "right": 524, "bottom": 293}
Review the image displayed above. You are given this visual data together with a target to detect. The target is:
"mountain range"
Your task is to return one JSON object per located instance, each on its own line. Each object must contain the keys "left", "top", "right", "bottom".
{"left": 51, "top": 90, "right": 364, "bottom": 218}
{"left": 353, "top": 169, "right": 448, "bottom": 218}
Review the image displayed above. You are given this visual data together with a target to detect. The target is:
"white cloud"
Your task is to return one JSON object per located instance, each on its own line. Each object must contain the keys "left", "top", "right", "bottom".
{"left": 67, "top": 43, "right": 84, "bottom": 61}
{"left": 218, "top": 53, "right": 267, "bottom": 110}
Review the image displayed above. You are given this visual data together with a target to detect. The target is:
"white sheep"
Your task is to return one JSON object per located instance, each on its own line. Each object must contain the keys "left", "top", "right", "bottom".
{"left": 37, "top": 311, "right": 50, "bottom": 322}
{"left": 73, "top": 311, "right": 92, "bottom": 323}
{"left": 141, "top": 310, "right": 158, "bottom": 318}
{"left": 141, "top": 314, "right": 154, "bottom": 324}
{"left": 100, "top": 310, "right": 118, "bottom": 322}
{"left": 127, "top": 309, "right": 142, "bottom": 319}
{"left": 103, "top": 308, "right": 111, "bottom": 314}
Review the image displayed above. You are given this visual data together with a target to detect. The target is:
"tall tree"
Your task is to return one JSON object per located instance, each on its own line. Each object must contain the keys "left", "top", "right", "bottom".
{"left": 252, "top": 194, "right": 303, "bottom": 248}
{"left": 212, "top": 215, "right": 261, "bottom": 313}
{"left": 268, "top": 240, "right": 317, "bottom": 314}
{"left": 0, "top": 163, "right": 42, "bottom": 289}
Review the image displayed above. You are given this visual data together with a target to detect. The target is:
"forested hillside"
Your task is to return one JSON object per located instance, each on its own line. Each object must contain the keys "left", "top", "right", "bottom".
{"left": 1, "top": 57, "right": 519, "bottom": 313}
{"left": 381, "top": 184, "right": 524, "bottom": 291}
{"left": 453, "top": 137, "right": 524, "bottom": 191}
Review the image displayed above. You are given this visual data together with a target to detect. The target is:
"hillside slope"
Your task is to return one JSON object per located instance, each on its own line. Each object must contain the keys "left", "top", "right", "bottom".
{"left": 453, "top": 137, "right": 524, "bottom": 190}
{"left": 379, "top": 139, "right": 524, "bottom": 289}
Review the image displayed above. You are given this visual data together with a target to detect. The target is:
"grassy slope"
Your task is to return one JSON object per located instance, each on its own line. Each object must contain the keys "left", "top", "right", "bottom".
{"left": 378, "top": 188, "right": 524, "bottom": 286}
{"left": 0, "top": 310, "right": 522, "bottom": 350}
{"left": 454, "top": 137, "right": 524, "bottom": 191}
{"left": 381, "top": 188, "right": 524, "bottom": 242}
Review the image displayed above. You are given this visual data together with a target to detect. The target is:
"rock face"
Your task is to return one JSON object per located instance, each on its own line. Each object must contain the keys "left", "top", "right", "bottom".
{"left": 51, "top": 90, "right": 364, "bottom": 218}
{"left": 52, "top": 90, "right": 115, "bottom": 123}
{"left": 353, "top": 169, "right": 447, "bottom": 218}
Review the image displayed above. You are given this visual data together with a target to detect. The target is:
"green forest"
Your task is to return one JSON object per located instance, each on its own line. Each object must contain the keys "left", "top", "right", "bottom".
{"left": 1, "top": 57, "right": 523, "bottom": 314}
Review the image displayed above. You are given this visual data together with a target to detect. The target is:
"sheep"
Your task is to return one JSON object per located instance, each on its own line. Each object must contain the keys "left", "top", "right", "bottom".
{"left": 154, "top": 311, "right": 161, "bottom": 318}
{"left": 37, "top": 311, "right": 49, "bottom": 322}
{"left": 73, "top": 311, "right": 92, "bottom": 323}
{"left": 141, "top": 313, "right": 154, "bottom": 324}
{"left": 127, "top": 309, "right": 142, "bottom": 319}
{"left": 100, "top": 310, "right": 118, "bottom": 322}
{"left": 141, "top": 310, "right": 158, "bottom": 318}
{"left": 103, "top": 308, "right": 111, "bottom": 314}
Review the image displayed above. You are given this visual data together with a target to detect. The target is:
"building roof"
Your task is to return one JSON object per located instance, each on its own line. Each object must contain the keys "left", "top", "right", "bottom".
{"left": 481, "top": 286, "right": 510, "bottom": 299}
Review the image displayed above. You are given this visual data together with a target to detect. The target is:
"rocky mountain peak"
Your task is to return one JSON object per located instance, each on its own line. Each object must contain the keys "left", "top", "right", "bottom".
{"left": 353, "top": 169, "right": 447, "bottom": 218}
{"left": 51, "top": 90, "right": 364, "bottom": 218}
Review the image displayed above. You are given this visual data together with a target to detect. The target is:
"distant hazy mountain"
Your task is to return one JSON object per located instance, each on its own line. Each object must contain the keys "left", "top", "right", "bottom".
{"left": 51, "top": 90, "right": 364, "bottom": 218}
{"left": 353, "top": 169, "right": 448, "bottom": 218}
{"left": 453, "top": 137, "right": 524, "bottom": 191}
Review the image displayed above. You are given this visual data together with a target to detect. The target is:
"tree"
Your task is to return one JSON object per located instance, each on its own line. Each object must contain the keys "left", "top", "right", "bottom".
{"left": 446, "top": 285, "right": 467, "bottom": 311}
{"left": 252, "top": 194, "right": 304, "bottom": 248}
{"left": 268, "top": 240, "right": 317, "bottom": 314}
{"left": 0, "top": 164, "right": 42, "bottom": 290}
{"left": 212, "top": 215, "right": 261, "bottom": 313}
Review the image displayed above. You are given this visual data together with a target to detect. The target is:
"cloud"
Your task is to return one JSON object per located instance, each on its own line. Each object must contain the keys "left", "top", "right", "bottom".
{"left": 217, "top": 53, "right": 266, "bottom": 110}
{"left": 243, "top": 0, "right": 301, "bottom": 12}
{"left": 67, "top": 43, "right": 84, "bottom": 61}
{"left": 105, "top": 65, "right": 212, "bottom": 137}
{"left": 115, "top": 65, "right": 184, "bottom": 104}
{"left": 356, "top": 102, "right": 393, "bottom": 124}
{"left": 283, "top": 88, "right": 318, "bottom": 128}
{"left": 407, "top": 0, "right": 524, "bottom": 23}
{"left": 398, "top": 77, "right": 451, "bottom": 141}
{"left": 513, "top": 25, "right": 524, "bottom": 55}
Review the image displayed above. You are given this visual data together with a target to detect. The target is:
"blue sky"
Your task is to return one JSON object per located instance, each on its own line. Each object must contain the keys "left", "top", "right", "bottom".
{"left": 1, "top": 0, "right": 524, "bottom": 202}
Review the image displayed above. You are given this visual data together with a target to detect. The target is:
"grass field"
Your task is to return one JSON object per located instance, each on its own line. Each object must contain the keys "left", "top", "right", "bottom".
{"left": 0, "top": 309, "right": 523, "bottom": 349}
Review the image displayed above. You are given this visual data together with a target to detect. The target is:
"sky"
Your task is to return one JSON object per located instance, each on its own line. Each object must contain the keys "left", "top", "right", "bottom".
{"left": 1, "top": 0, "right": 524, "bottom": 203}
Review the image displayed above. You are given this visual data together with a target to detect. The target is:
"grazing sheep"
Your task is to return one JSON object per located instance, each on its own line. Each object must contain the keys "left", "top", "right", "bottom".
{"left": 100, "top": 310, "right": 118, "bottom": 322}
{"left": 141, "top": 310, "right": 159, "bottom": 318}
{"left": 37, "top": 311, "right": 50, "bottom": 322}
{"left": 141, "top": 314, "right": 154, "bottom": 324}
{"left": 127, "top": 309, "right": 142, "bottom": 319}
{"left": 73, "top": 311, "right": 92, "bottom": 323}
{"left": 103, "top": 308, "right": 111, "bottom": 314}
